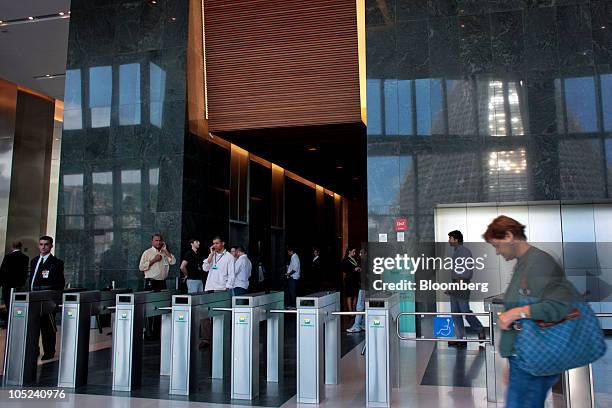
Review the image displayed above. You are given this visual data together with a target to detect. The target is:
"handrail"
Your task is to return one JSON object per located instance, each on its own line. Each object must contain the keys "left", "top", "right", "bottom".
{"left": 270, "top": 309, "right": 298, "bottom": 314}
{"left": 212, "top": 307, "right": 232, "bottom": 312}
{"left": 395, "top": 311, "right": 495, "bottom": 345}
{"left": 331, "top": 311, "right": 366, "bottom": 316}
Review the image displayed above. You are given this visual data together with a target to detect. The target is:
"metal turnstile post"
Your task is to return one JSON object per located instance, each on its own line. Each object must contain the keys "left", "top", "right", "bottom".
{"left": 365, "top": 292, "right": 400, "bottom": 408}
{"left": 296, "top": 291, "right": 341, "bottom": 404}
{"left": 112, "top": 289, "right": 176, "bottom": 391}
{"left": 3, "top": 290, "right": 63, "bottom": 386}
{"left": 168, "top": 291, "right": 233, "bottom": 395}
{"left": 230, "top": 291, "right": 284, "bottom": 400}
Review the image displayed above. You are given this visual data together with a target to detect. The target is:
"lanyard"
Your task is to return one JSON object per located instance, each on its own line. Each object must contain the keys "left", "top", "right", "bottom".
{"left": 348, "top": 256, "right": 358, "bottom": 267}
{"left": 214, "top": 251, "right": 225, "bottom": 267}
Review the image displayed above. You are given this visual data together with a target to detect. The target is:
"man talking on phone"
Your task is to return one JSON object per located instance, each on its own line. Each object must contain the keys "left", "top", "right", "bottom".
{"left": 139, "top": 233, "right": 176, "bottom": 339}
{"left": 203, "top": 236, "right": 234, "bottom": 292}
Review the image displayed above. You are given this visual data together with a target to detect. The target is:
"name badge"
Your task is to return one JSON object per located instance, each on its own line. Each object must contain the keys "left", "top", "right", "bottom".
{"left": 42, "top": 270, "right": 50, "bottom": 279}
{"left": 212, "top": 265, "right": 218, "bottom": 270}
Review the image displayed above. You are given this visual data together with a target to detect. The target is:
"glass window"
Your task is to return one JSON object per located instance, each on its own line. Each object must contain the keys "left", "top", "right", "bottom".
{"left": 447, "top": 79, "right": 476, "bottom": 135}
{"left": 89, "top": 66, "right": 112, "bottom": 128}
{"left": 121, "top": 169, "right": 142, "bottom": 212}
{"left": 606, "top": 139, "right": 612, "bottom": 197}
{"left": 92, "top": 171, "right": 113, "bottom": 214}
{"left": 430, "top": 79, "right": 444, "bottom": 134}
{"left": 119, "top": 64, "right": 141, "bottom": 125}
{"left": 398, "top": 80, "right": 412, "bottom": 136}
{"left": 565, "top": 76, "right": 597, "bottom": 133}
{"left": 484, "top": 80, "right": 506, "bottom": 136}
{"left": 150, "top": 62, "right": 166, "bottom": 128}
{"left": 149, "top": 167, "right": 159, "bottom": 212}
{"left": 367, "top": 155, "right": 399, "bottom": 214}
{"left": 485, "top": 149, "right": 528, "bottom": 201}
{"left": 367, "top": 79, "right": 382, "bottom": 135}
{"left": 62, "top": 173, "right": 84, "bottom": 230}
{"left": 415, "top": 79, "right": 431, "bottom": 135}
{"left": 601, "top": 74, "right": 612, "bottom": 131}
{"left": 508, "top": 81, "right": 525, "bottom": 136}
{"left": 64, "top": 69, "right": 82, "bottom": 130}
{"left": 384, "top": 80, "right": 398, "bottom": 136}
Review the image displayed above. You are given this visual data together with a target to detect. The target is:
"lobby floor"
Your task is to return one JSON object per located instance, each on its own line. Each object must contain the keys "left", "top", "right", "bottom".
{"left": 1, "top": 318, "right": 611, "bottom": 407}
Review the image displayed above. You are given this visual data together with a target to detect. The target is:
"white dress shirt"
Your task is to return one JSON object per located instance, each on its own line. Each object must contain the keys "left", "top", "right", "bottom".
{"left": 203, "top": 249, "right": 235, "bottom": 291}
{"left": 31, "top": 254, "right": 50, "bottom": 290}
{"left": 287, "top": 253, "right": 300, "bottom": 280}
{"left": 230, "top": 254, "right": 252, "bottom": 290}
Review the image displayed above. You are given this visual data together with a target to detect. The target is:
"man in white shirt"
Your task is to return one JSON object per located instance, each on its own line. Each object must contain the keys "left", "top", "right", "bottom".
{"left": 285, "top": 246, "right": 300, "bottom": 307}
{"left": 203, "top": 236, "right": 234, "bottom": 292}
{"left": 230, "top": 246, "right": 251, "bottom": 296}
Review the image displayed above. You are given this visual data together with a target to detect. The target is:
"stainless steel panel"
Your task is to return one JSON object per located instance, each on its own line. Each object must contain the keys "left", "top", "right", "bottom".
{"left": 169, "top": 307, "right": 191, "bottom": 395}
{"left": 160, "top": 313, "right": 172, "bottom": 375}
{"left": 4, "top": 302, "right": 28, "bottom": 385}
{"left": 58, "top": 305, "right": 79, "bottom": 387}
{"left": 232, "top": 309, "right": 256, "bottom": 399}
{"left": 366, "top": 311, "right": 390, "bottom": 407}
{"left": 297, "top": 311, "right": 323, "bottom": 404}
{"left": 112, "top": 307, "right": 134, "bottom": 391}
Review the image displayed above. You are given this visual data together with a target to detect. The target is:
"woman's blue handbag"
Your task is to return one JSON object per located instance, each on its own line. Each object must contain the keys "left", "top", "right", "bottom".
{"left": 513, "top": 282, "right": 607, "bottom": 376}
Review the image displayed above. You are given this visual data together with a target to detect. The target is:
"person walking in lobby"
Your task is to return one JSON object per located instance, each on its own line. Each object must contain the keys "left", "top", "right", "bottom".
{"left": 285, "top": 246, "right": 300, "bottom": 308}
{"left": 180, "top": 238, "right": 204, "bottom": 294}
{"left": 229, "top": 246, "right": 251, "bottom": 296}
{"left": 0, "top": 241, "right": 29, "bottom": 328}
{"left": 139, "top": 233, "right": 176, "bottom": 339}
{"left": 29, "top": 236, "right": 65, "bottom": 360}
{"left": 447, "top": 230, "right": 485, "bottom": 348}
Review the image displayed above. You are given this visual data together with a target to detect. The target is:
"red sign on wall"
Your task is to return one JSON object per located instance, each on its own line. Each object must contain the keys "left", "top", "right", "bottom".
{"left": 395, "top": 218, "right": 408, "bottom": 231}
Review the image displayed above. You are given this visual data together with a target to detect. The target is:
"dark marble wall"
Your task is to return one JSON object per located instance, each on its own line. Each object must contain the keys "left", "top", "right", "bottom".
{"left": 57, "top": 0, "right": 188, "bottom": 290}
{"left": 366, "top": 0, "right": 612, "bottom": 242}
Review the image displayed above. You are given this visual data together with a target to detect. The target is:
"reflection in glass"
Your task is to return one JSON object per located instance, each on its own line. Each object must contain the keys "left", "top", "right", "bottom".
{"left": 119, "top": 64, "right": 141, "bottom": 125}
{"left": 486, "top": 80, "right": 506, "bottom": 136}
{"left": 150, "top": 62, "right": 166, "bottom": 128}
{"left": 384, "top": 80, "right": 398, "bottom": 136}
{"left": 89, "top": 66, "right": 112, "bottom": 128}
{"left": 415, "top": 79, "right": 431, "bottom": 135}
{"left": 149, "top": 167, "right": 159, "bottom": 212}
{"left": 430, "top": 79, "right": 444, "bottom": 134}
{"left": 367, "top": 155, "right": 399, "bottom": 214}
{"left": 92, "top": 171, "right": 113, "bottom": 213}
{"left": 555, "top": 79, "right": 564, "bottom": 134}
{"left": 447, "top": 79, "right": 476, "bottom": 135}
{"left": 94, "top": 231, "right": 114, "bottom": 267}
{"left": 367, "top": 79, "right": 382, "bottom": 135}
{"left": 486, "top": 149, "right": 528, "bottom": 201}
{"left": 602, "top": 74, "right": 612, "bottom": 132}
{"left": 565, "top": 77, "right": 597, "bottom": 133}
{"left": 559, "top": 139, "right": 606, "bottom": 199}
{"left": 398, "top": 80, "right": 412, "bottom": 136}
{"left": 94, "top": 215, "right": 113, "bottom": 229}
{"left": 508, "top": 81, "right": 524, "bottom": 136}
{"left": 121, "top": 169, "right": 142, "bottom": 212}
{"left": 606, "top": 140, "right": 612, "bottom": 197}
{"left": 62, "top": 174, "right": 84, "bottom": 229}
{"left": 64, "top": 69, "right": 83, "bottom": 130}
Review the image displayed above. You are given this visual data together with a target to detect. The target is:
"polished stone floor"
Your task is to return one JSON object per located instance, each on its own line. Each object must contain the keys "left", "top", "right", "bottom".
{"left": 1, "top": 318, "right": 611, "bottom": 407}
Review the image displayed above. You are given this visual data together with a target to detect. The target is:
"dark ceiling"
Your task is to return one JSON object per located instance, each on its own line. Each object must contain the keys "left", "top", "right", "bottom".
{"left": 214, "top": 122, "right": 366, "bottom": 200}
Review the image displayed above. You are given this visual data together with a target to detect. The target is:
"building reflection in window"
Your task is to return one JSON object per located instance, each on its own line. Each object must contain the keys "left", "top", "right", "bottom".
{"left": 508, "top": 81, "right": 524, "bottom": 136}
{"left": 121, "top": 169, "right": 141, "bottom": 228}
{"left": 486, "top": 149, "right": 528, "bottom": 201}
{"left": 486, "top": 80, "right": 506, "bottom": 136}
{"left": 367, "top": 155, "right": 400, "bottom": 214}
{"left": 150, "top": 62, "right": 166, "bottom": 128}
{"left": 398, "top": 80, "right": 412, "bottom": 136}
{"left": 64, "top": 69, "right": 83, "bottom": 130}
{"left": 149, "top": 167, "right": 159, "bottom": 212}
{"left": 119, "top": 63, "right": 141, "bottom": 126}
{"left": 384, "top": 80, "right": 398, "bottom": 136}
{"left": 602, "top": 74, "right": 612, "bottom": 132}
{"left": 415, "top": 79, "right": 431, "bottom": 135}
{"left": 62, "top": 173, "right": 84, "bottom": 229}
{"left": 367, "top": 79, "right": 382, "bottom": 135}
{"left": 447, "top": 79, "right": 476, "bottom": 135}
{"left": 89, "top": 66, "right": 112, "bottom": 128}
{"left": 564, "top": 77, "right": 597, "bottom": 133}
{"left": 606, "top": 140, "right": 612, "bottom": 197}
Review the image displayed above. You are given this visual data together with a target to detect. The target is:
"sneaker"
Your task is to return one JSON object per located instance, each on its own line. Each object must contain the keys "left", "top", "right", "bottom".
{"left": 346, "top": 326, "right": 361, "bottom": 333}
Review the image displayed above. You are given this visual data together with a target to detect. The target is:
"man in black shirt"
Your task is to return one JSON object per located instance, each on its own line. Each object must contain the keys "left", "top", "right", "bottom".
{"left": 0, "top": 241, "right": 29, "bottom": 326}
{"left": 180, "top": 239, "right": 205, "bottom": 293}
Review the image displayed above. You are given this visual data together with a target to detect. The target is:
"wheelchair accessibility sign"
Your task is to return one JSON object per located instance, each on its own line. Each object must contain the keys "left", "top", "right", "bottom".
{"left": 433, "top": 316, "right": 454, "bottom": 338}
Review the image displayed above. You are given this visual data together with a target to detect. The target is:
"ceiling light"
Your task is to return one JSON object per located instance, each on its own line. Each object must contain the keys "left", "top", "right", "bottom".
{"left": 59, "top": 12, "right": 65, "bottom": 16}
{"left": 307, "top": 147, "right": 318, "bottom": 151}
{"left": 28, "top": 16, "right": 34, "bottom": 20}
{"left": 171, "top": 17, "right": 176, "bottom": 21}
{"left": 336, "top": 165, "right": 343, "bottom": 169}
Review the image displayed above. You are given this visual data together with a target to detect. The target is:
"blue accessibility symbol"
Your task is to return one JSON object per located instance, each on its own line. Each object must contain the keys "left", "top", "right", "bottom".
{"left": 433, "top": 316, "right": 454, "bottom": 338}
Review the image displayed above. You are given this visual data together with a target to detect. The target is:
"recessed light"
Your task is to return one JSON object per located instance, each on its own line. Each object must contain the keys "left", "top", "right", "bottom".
{"left": 307, "top": 147, "right": 318, "bottom": 151}
{"left": 45, "top": 74, "right": 50, "bottom": 77}
{"left": 28, "top": 16, "right": 34, "bottom": 20}
{"left": 59, "top": 12, "right": 65, "bottom": 16}
{"left": 171, "top": 17, "right": 176, "bottom": 21}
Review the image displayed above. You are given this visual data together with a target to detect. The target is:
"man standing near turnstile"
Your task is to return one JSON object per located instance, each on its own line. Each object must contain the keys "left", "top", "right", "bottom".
{"left": 29, "top": 236, "right": 65, "bottom": 360}
{"left": 0, "top": 241, "right": 29, "bottom": 328}
{"left": 139, "top": 233, "right": 176, "bottom": 339}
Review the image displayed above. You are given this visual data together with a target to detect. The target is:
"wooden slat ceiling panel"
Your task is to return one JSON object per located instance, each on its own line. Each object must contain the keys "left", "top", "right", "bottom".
{"left": 204, "top": 0, "right": 360, "bottom": 131}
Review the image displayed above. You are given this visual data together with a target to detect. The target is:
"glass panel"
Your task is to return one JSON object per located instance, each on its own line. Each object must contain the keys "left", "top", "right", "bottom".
{"left": 430, "top": 79, "right": 444, "bottom": 134}
{"left": 602, "top": 74, "right": 612, "bottom": 132}
{"left": 62, "top": 174, "right": 84, "bottom": 214}
{"left": 607, "top": 140, "right": 612, "bottom": 198}
{"left": 63, "top": 69, "right": 83, "bottom": 130}
{"left": 485, "top": 149, "right": 528, "bottom": 201}
{"left": 398, "top": 80, "right": 412, "bottom": 136}
{"left": 384, "top": 79, "right": 398, "bottom": 136}
{"left": 483, "top": 80, "right": 506, "bottom": 137}
{"left": 121, "top": 169, "right": 141, "bottom": 212}
{"left": 555, "top": 78, "right": 565, "bottom": 134}
{"left": 367, "top": 155, "right": 399, "bottom": 214}
{"left": 565, "top": 76, "right": 597, "bottom": 133}
{"left": 415, "top": 79, "right": 431, "bottom": 135}
{"left": 447, "top": 79, "right": 476, "bottom": 136}
{"left": 367, "top": 79, "right": 382, "bottom": 135}
{"left": 119, "top": 63, "right": 141, "bottom": 125}
{"left": 508, "top": 81, "right": 525, "bottom": 136}
{"left": 150, "top": 62, "right": 166, "bottom": 128}
{"left": 149, "top": 167, "right": 159, "bottom": 212}
{"left": 89, "top": 66, "right": 112, "bottom": 128}
{"left": 92, "top": 171, "right": 113, "bottom": 214}
{"left": 94, "top": 231, "right": 114, "bottom": 267}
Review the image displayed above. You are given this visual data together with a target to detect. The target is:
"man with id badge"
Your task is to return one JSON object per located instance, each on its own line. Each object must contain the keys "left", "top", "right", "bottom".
{"left": 203, "top": 236, "right": 234, "bottom": 292}
{"left": 29, "top": 235, "right": 65, "bottom": 360}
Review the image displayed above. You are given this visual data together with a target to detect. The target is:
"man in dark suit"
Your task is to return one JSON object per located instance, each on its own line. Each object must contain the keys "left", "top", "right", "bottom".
{"left": 0, "top": 241, "right": 30, "bottom": 324}
{"left": 29, "top": 236, "right": 65, "bottom": 360}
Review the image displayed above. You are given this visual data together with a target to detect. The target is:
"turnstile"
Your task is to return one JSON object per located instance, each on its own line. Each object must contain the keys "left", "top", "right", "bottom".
{"left": 296, "top": 291, "right": 341, "bottom": 404}
{"left": 57, "top": 288, "right": 130, "bottom": 388}
{"left": 365, "top": 292, "right": 400, "bottom": 408}
{"left": 112, "top": 289, "right": 177, "bottom": 391}
{"left": 230, "top": 291, "right": 284, "bottom": 400}
{"left": 3, "top": 290, "right": 63, "bottom": 385}
{"left": 168, "top": 291, "right": 233, "bottom": 395}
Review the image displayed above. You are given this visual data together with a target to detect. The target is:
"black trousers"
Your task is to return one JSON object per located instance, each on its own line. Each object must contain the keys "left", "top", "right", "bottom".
{"left": 145, "top": 279, "right": 167, "bottom": 339}
{"left": 40, "top": 312, "right": 57, "bottom": 356}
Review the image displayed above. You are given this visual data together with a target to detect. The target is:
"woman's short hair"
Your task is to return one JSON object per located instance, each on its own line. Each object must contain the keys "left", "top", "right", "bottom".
{"left": 483, "top": 215, "right": 527, "bottom": 241}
